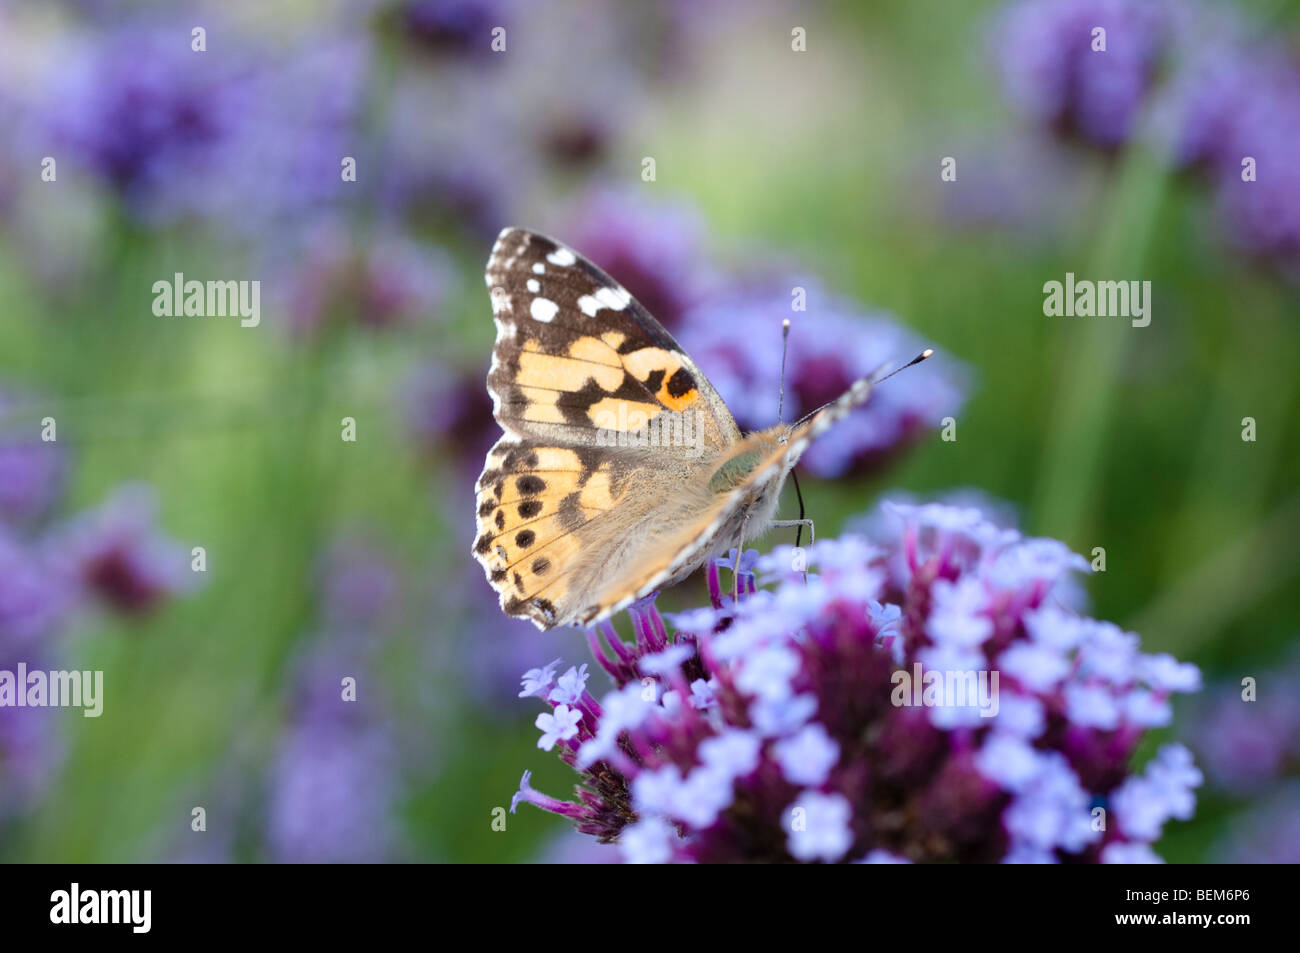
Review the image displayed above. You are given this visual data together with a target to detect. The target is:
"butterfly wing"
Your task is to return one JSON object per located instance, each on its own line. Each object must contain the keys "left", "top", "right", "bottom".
{"left": 474, "top": 228, "right": 740, "bottom": 629}
{"left": 482, "top": 228, "right": 738, "bottom": 449}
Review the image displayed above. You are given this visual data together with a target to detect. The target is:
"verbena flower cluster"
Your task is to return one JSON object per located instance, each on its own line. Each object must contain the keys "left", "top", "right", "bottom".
{"left": 511, "top": 502, "right": 1202, "bottom": 863}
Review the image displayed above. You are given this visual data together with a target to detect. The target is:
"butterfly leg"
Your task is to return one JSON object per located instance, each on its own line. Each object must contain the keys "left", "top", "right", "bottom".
{"left": 770, "top": 519, "right": 815, "bottom": 546}
{"left": 733, "top": 513, "right": 750, "bottom": 603}
{"left": 770, "top": 519, "right": 814, "bottom": 582}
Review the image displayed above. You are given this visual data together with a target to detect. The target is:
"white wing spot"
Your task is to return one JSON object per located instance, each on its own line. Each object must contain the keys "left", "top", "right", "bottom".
{"left": 576, "top": 286, "right": 631, "bottom": 318}
{"left": 595, "top": 286, "right": 630, "bottom": 311}
{"left": 532, "top": 263, "right": 545, "bottom": 274}
{"left": 526, "top": 279, "right": 540, "bottom": 293}
{"left": 531, "top": 297, "right": 560, "bottom": 322}
{"left": 546, "top": 248, "right": 577, "bottom": 266}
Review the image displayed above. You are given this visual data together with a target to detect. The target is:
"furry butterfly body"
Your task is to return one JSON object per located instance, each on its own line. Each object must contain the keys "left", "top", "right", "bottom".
{"left": 472, "top": 228, "right": 884, "bottom": 630}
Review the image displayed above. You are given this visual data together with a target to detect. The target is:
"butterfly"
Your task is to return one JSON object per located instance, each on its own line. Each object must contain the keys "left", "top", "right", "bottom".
{"left": 473, "top": 227, "right": 929, "bottom": 630}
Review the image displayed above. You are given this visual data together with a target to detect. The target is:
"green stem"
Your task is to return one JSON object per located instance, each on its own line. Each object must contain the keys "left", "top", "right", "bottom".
{"left": 1031, "top": 145, "right": 1170, "bottom": 545}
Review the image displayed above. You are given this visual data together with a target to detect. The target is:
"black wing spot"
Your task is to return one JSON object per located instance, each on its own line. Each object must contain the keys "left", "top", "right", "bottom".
{"left": 516, "top": 530, "right": 536, "bottom": 548}
{"left": 474, "top": 534, "right": 492, "bottom": 555}
{"left": 666, "top": 367, "right": 695, "bottom": 398}
{"left": 531, "top": 557, "right": 551, "bottom": 576}
{"left": 518, "top": 500, "right": 543, "bottom": 519}
{"left": 478, "top": 500, "right": 496, "bottom": 518}
{"left": 494, "top": 481, "right": 505, "bottom": 500}
{"left": 516, "top": 475, "right": 546, "bottom": 496}
{"left": 495, "top": 510, "right": 506, "bottom": 529}
{"left": 490, "top": 568, "right": 507, "bottom": 583}
{"left": 514, "top": 572, "right": 525, "bottom": 592}
{"left": 643, "top": 368, "right": 665, "bottom": 394}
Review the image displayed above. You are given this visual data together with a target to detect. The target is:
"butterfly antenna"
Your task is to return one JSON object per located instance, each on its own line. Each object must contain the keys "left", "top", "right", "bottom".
{"left": 869, "top": 348, "right": 934, "bottom": 387}
{"left": 791, "top": 469, "right": 806, "bottom": 549}
{"left": 779, "top": 319, "right": 808, "bottom": 554}
{"left": 777, "top": 319, "right": 791, "bottom": 426}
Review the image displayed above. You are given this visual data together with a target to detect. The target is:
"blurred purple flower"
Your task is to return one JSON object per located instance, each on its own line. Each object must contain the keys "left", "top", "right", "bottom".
{"left": 48, "top": 483, "right": 194, "bottom": 616}
{"left": 547, "top": 185, "right": 717, "bottom": 330}
{"left": 1171, "top": 45, "right": 1300, "bottom": 272}
{"left": 274, "top": 224, "right": 451, "bottom": 336}
{"left": 994, "top": 0, "right": 1175, "bottom": 149}
{"left": 677, "top": 279, "right": 968, "bottom": 477}
{"left": 1212, "top": 783, "right": 1300, "bottom": 864}
{"left": 266, "top": 676, "right": 401, "bottom": 862}
{"left": 0, "top": 389, "right": 65, "bottom": 529}
{"left": 1186, "top": 656, "right": 1300, "bottom": 795}
{"left": 38, "top": 20, "right": 370, "bottom": 231}
{"left": 315, "top": 535, "right": 401, "bottom": 633}
{"left": 534, "top": 828, "right": 622, "bottom": 864}
{"left": 397, "top": 0, "right": 517, "bottom": 59}
{"left": 0, "top": 530, "right": 69, "bottom": 654}
{"left": 510, "top": 502, "right": 1200, "bottom": 862}
{"left": 267, "top": 590, "right": 400, "bottom": 868}
{"left": 403, "top": 361, "right": 497, "bottom": 471}
{"left": 0, "top": 682, "right": 63, "bottom": 821}
{"left": 39, "top": 20, "right": 254, "bottom": 224}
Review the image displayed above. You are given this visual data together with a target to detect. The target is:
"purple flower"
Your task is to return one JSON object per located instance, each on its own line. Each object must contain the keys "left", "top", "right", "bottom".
{"left": 38, "top": 20, "right": 254, "bottom": 223}
{"left": 1212, "top": 783, "right": 1300, "bottom": 864}
{"left": 267, "top": 561, "right": 402, "bottom": 864}
{"left": 0, "top": 530, "right": 69, "bottom": 653}
{"left": 46, "top": 483, "right": 193, "bottom": 616}
{"left": 545, "top": 185, "right": 717, "bottom": 330}
{"left": 0, "top": 687, "right": 63, "bottom": 821}
{"left": 1182, "top": 51, "right": 1300, "bottom": 271}
{"left": 677, "top": 281, "right": 968, "bottom": 477}
{"left": 402, "top": 361, "right": 498, "bottom": 470}
{"left": 265, "top": 694, "right": 401, "bottom": 863}
{"left": 1186, "top": 656, "right": 1300, "bottom": 795}
{"left": 314, "top": 535, "right": 401, "bottom": 633}
{"left": 0, "top": 389, "right": 66, "bottom": 529}
{"left": 535, "top": 704, "right": 583, "bottom": 751}
{"left": 509, "top": 502, "right": 1200, "bottom": 862}
{"left": 36, "top": 19, "right": 371, "bottom": 231}
{"left": 534, "top": 828, "right": 622, "bottom": 864}
{"left": 994, "top": 0, "right": 1176, "bottom": 149}
{"left": 273, "top": 224, "right": 451, "bottom": 336}
{"left": 398, "top": 0, "right": 517, "bottom": 59}
{"left": 377, "top": 64, "right": 528, "bottom": 240}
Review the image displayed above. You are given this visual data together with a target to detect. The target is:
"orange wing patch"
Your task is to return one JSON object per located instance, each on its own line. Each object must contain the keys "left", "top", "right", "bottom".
{"left": 623, "top": 347, "right": 701, "bottom": 412}
{"left": 518, "top": 346, "right": 623, "bottom": 391}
